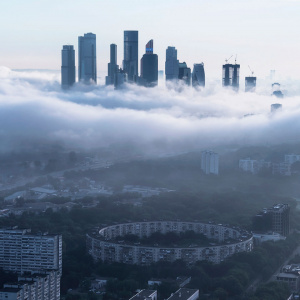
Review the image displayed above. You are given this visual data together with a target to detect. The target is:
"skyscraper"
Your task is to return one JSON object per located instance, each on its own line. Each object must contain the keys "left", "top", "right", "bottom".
{"left": 192, "top": 63, "right": 205, "bottom": 88}
{"left": 222, "top": 63, "right": 240, "bottom": 90}
{"left": 123, "top": 30, "right": 138, "bottom": 82}
{"left": 61, "top": 45, "right": 75, "bottom": 89}
{"left": 140, "top": 40, "right": 158, "bottom": 87}
{"left": 245, "top": 76, "right": 256, "bottom": 92}
{"left": 165, "top": 46, "right": 179, "bottom": 81}
{"left": 78, "top": 33, "right": 97, "bottom": 84}
{"left": 178, "top": 62, "right": 191, "bottom": 85}
{"left": 105, "top": 44, "right": 119, "bottom": 85}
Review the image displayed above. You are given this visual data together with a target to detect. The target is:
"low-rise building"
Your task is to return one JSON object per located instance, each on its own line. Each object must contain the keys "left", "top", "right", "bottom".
{"left": 166, "top": 288, "right": 199, "bottom": 300}
{"left": 129, "top": 289, "right": 157, "bottom": 300}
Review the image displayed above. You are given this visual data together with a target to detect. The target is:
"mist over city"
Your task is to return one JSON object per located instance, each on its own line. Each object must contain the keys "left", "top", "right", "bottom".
{"left": 0, "top": 1, "right": 300, "bottom": 300}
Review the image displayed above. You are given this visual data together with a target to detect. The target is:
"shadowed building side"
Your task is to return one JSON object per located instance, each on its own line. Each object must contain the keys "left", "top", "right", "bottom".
{"left": 61, "top": 45, "right": 75, "bottom": 89}
{"left": 123, "top": 30, "right": 138, "bottom": 82}
{"left": 165, "top": 46, "right": 179, "bottom": 81}
{"left": 192, "top": 63, "right": 205, "bottom": 88}
{"left": 140, "top": 39, "right": 158, "bottom": 87}
{"left": 78, "top": 33, "right": 97, "bottom": 84}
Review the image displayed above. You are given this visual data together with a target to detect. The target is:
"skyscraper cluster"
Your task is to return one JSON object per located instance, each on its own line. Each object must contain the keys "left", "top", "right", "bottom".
{"left": 61, "top": 30, "right": 257, "bottom": 92}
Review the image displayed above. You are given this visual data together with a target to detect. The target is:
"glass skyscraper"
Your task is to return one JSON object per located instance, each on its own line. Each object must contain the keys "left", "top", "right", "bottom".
{"left": 61, "top": 45, "right": 75, "bottom": 89}
{"left": 165, "top": 46, "right": 179, "bottom": 81}
{"left": 106, "top": 44, "right": 119, "bottom": 85}
{"left": 140, "top": 39, "right": 158, "bottom": 87}
{"left": 123, "top": 30, "right": 138, "bottom": 82}
{"left": 192, "top": 63, "right": 205, "bottom": 88}
{"left": 78, "top": 33, "right": 97, "bottom": 84}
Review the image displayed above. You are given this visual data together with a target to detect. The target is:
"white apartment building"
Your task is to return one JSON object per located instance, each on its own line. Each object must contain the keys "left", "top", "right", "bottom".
{"left": 0, "top": 270, "right": 60, "bottom": 300}
{"left": 0, "top": 228, "right": 62, "bottom": 275}
{"left": 201, "top": 151, "right": 219, "bottom": 175}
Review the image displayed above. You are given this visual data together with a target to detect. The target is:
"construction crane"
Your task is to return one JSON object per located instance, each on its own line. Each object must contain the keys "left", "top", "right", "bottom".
{"left": 225, "top": 55, "right": 233, "bottom": 64}
{"left": 235, "top": 54, "right": 238, "bottom": 64}
{"left": 248, "top": 65, "right": 254, "bottom": 76}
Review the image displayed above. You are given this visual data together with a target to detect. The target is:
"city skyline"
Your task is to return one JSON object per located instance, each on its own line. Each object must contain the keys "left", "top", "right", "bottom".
{"left": 0, "top": 0, "right": 299, "bottom": 80}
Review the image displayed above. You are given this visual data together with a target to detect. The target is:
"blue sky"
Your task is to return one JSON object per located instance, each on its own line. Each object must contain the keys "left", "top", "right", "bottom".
{"left": 0, "top": 0, "right": 299, "bottom": 80}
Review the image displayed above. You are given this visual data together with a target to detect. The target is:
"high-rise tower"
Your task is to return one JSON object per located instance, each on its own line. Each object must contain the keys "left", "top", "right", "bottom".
{"left": 106, "top": 44, "right": 119, "bottom": 85}
{"left": 245, "top": 76, "right": 256, "bottom": 92}
{"left": 123, "top": 30, "right": 138, "bottom": 82}
{"left": 165, "top": 46, "right": 179, "bottom": 81}
{"left": 140, "top": 39, "right": 158, "bottom": 87}
{"left": 222, "top": 56, "right": 240, "bottom": 90}
{"left": 78, "top": 33, "right": 97, "bottom": 84}
{"left": 61, "top": 45, "right": 75, "bottom": 89}
{"left": 178, "top": 62, "right": 191, "bottom": 85}
{"left": 192, "top": 63, "right": 205, "bottom": 88}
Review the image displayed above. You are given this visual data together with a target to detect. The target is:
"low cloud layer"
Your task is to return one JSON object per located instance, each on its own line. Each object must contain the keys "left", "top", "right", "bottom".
{"left": 1, "top": 67, "right": 300, "bottom": 156}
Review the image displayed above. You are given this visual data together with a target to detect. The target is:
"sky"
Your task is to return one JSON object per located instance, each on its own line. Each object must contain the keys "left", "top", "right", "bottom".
{"left": 0, "top": 0, "right": 300, "bottom": 81}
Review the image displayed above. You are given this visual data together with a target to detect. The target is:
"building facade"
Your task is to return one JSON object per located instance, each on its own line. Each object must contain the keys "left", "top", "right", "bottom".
{"left": 165, "top": 47, "right": 179, "bottom": 81}
{"left": 78, "top": 33, "right": 97, "bottom": 83}
{"left": 166, "top": 288, "right": 199, "bottom": 300}
{"left": 245, "top": 76, "right": 256, "bottom": 92}
{"left": 192, "top": 63, "right": 205, "bottom": 88}
{"left": 201, "top": 151, "right": 219, "bottom": 175}
{"left": 105, "top": 44, "right": 118, "bottom": 85}
{"left": 140, "top": 40, "right": 158, "bottom": 87}
{"left": 222, "top": 63, "right": 240, "bottom": 90}
{"left": 0, "top": 270, "right": 60, "bottom": 300}
{"left": 123, "top": 30, "right": 138, "bottom": 82}
{"left": 0, "top": 228, "right": 62, "bottom": 275}
{"left": 61, "top": 45, "right": 75, "bottom": 89}
{"left": 87, "top": 221, "right": 253, "bottom": 265}
{"left": 178, "top": 62, "right": 191, "bottom": 85}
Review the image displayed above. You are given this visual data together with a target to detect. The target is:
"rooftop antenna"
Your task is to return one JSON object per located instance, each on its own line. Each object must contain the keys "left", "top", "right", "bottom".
{"left": 248, "top": 65, "right": 254, "bottom": 76}
{"left": 235, "top": 54, "right": 237, "bottom": 64}
{"left": 225, "top": 55, "right": 233, "bottom": 63}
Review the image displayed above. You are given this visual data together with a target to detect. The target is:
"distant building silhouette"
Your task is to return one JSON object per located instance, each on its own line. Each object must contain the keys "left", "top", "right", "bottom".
{"left": 222, "top": 63, "right": 240, "bottom": 90}
{"left": 178, "top": 62, "right": 191, "bottom": 85}
{"left": 192, "top": 63, "right": 205, "bottom": 88}
{"left": 123, "top": 30, "right": 138, "bottom": 82}
{"left": 165, "top": 46, "right": 179, "bottom": 81}
{"left": 140, "top": 40, "right": 158, "bottom": 87}
{"left": 78, "top": 33, "right": 97, "bottom": 83}
{"left": 245, "top": 76, "right": 256, "bottom": 92}
{"left": 105, "top": 44, "right": 119, "bottom": 85}
{"left": 271, "top": 103, "right": 282, "bottom": 112}
{"left": 253, "top": 204, "right": 290, "bottom": 237}
{"left": 272, "top": 83, "right": 284, "bottom": 98}
{"left": 61, "top": 45, "right": 75, "bottom": 89}
{"left": 201, "top": 151, "right": 219, "bottom": 175}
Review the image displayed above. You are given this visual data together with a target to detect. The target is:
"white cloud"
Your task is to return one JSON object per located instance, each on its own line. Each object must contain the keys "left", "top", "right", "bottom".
{"left": 0, "top": 67, "right": 300, "bottom": 155}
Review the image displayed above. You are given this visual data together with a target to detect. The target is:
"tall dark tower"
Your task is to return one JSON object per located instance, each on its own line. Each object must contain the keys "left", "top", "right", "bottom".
{"left": 78, "top": 33, "right": 97, "bottom": 84}
{"left": 192, "top": 63, "right": 205, "bottom": 88}
{"left": 140, "top": 39, "right": 158, "bottom": 87}
{"left": 123, "top": 30, "right": 138, "bottom": 82}
{"left": 222, "top": 56, "right": 240, "bottom": 90}
{"left": 106, "top": 44, "right": 119, "bottom": 85}
{"left": 61, "top": 45, "right": 75, "bottom": 89}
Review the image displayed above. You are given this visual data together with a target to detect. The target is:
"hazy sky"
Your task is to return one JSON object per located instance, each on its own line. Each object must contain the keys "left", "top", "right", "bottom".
{"left": 0, "top": 0, "right": 299, "bottom": 81}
